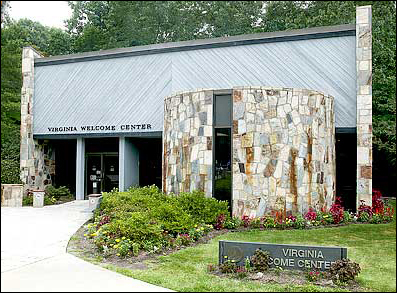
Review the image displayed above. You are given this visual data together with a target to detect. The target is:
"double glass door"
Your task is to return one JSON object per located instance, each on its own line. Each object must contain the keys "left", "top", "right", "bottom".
{"left": 86, "top": 153, "right": 119, "bottom": 196}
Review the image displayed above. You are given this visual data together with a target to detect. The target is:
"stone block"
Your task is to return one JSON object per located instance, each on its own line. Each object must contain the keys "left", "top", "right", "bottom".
{"left": 360, "top": 165, "right": 372, "bottom": 179}
{"left": 357, "top": 147, "right": 370, "bottom": 164}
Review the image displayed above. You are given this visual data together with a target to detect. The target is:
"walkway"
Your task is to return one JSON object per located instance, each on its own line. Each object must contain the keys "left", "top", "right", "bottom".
{"left": 1, "top": 200, "right": 172, "bottom": 292}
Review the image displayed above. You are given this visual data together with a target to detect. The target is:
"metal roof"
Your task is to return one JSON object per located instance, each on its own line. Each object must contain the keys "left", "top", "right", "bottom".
{"left": 34, "top": 24, "right": 355, "bottom": 66}
{"left": 33, "top": 25, "right": 356, "bottom": 137}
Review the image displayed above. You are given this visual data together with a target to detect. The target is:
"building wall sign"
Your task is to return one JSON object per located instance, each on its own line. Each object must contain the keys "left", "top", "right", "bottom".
{"left": 219, "top": 240, "right": 347, "bottom": 271}
{"left": 46, "top": 124, "right": 152, "bottom": 133}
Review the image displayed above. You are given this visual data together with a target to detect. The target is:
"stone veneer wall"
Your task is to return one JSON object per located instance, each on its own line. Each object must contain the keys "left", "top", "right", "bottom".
{"left": 20, "top": 47, "right": 55, "bottom": 193}
{"left": 163, "top": 87, "right": 335, "bottom": 217}
{"left": 232, "top": 87, "right": 335, "bottom": 218}
{"left": 163, "top": 89, "right": 213, "bottom": 196}
{"left": 356, "top": 6, "right": 372, "bottom": 208}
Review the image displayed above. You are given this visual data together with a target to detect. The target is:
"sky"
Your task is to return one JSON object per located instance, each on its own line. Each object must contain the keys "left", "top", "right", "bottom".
{"left": 8, "top": 1, "right": 72, "bottom": 30}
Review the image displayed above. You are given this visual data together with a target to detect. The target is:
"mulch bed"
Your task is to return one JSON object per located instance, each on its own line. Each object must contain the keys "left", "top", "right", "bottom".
{"left": 67, "top": 220, "right": 230, "bottom": 271}
{"left": 210, "top": 269, "right": 364, "bottom": 291}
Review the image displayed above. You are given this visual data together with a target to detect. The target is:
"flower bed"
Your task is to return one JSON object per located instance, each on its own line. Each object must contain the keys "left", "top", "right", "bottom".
{"left": 84, "top": 187, "right": 394, "bottom": 259}
{"left": 207, "top": 249, "right": 363, "bottom": 290}
{"left": 85, "top": 186, "right": 229, "bottom": 257}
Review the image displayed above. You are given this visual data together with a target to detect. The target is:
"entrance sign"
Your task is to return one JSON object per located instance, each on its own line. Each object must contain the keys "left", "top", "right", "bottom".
{"left": 47, "top": 124, "right": 152, "bottom": 133}
{"left": 219, "top": 240, "right": 347, "bottom": 271}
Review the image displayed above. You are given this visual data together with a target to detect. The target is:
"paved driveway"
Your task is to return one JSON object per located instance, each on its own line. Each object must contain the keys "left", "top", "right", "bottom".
{"left": 1, "top": 201, "right": 172, "bottom": 292}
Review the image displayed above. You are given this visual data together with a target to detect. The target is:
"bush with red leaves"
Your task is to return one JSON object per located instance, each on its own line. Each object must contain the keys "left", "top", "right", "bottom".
{"left": 304, "top": 208, "right": 317, "bottom": 222}
{"left": 330, "top": 196, "right": 344, "bottom": 224}
{"left": 214, "top": 213, "right": 226, "bottom": 230}
{"left": 372, "top": 189, "right": 384, "bottom": 215}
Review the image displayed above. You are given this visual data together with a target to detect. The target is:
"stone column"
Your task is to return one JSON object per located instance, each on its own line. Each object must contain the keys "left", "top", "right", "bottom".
{"left": 356, "top": 5, "right": 372, "bottom": 209}
{"left": 20, "top": 47, "right": 43, "bottom": 195}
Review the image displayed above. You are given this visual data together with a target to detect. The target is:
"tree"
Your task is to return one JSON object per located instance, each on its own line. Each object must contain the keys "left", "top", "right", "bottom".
{"left": 1, "top": 17, "right": 72, "bottom": 183}
{"left": 66, "top": 1, "right": 264, "bottom": 51}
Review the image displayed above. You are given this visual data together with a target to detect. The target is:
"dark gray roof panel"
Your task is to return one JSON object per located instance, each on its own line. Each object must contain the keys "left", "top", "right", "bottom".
{"left": 33, "top": 32, "right": 356, "bottom": 136}
{"left": 34, "top": 24, "right": 355, "bottom": 66}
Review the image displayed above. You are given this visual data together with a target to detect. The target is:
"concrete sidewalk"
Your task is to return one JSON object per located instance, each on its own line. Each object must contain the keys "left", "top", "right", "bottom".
{"left": 1, "top": 201, "right": 172, "bottom": 292}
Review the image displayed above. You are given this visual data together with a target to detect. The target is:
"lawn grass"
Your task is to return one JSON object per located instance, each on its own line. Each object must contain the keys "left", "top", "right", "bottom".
{"left": 100, "top": 199, "right": 396, "bottom": 292}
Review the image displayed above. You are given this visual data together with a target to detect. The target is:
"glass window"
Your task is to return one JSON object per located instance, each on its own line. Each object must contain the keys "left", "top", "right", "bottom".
{"left": 215, "top": 94, "right": 232, "bottom": 127}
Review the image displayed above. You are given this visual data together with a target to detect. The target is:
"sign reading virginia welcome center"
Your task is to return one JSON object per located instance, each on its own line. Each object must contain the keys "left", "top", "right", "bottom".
{"left": 219, "top": 241, "right": 347, "bottom": 271}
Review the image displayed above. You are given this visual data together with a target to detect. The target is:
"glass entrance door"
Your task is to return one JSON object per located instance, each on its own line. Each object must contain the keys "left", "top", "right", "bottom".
{"left": 102, "top": 155, "right": 119, "bottom": 192}
{"left": 86, "top": 154, "right": 119, "bottom": 196}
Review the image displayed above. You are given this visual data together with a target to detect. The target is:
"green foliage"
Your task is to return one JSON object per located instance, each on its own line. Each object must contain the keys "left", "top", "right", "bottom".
{"left": 369, "top": 213, "right": 383, "bottom": 224}
{"left": 22, "top": 194, "right": 56, "bottom": 206}
{"left": 168, "top": 190, "right": 229, "bottom": 225}
{"left": 250, "top": 249, "right": 270, "bottom": 272}
{"left": 294, "top": 214, "right": 306, "bottom": 229}
{"left": 44, "top": 195, "right": 57, "bottom": 205}
{"left": 219, "top": 259, "right": 238, "bottom": 274}
{"left": 1, "top": 17, "right": 72, "bottom": 184}
{"left": 224, "top": 216, "right": 242, "bottom": 229}
{"left": 342, "top": 211, "right": 351, "bottom": 224}
{"left": 66, "top": 1, "right": 264, "bottom": 52}
{"left": 329, "top": 258, "right": 361, "bottom": 283}
{"left": 91, "top": 186, "right": 224, "bottom": 255}
{"left": 22, "top": 195, "right": 33, "bottom": 206}
{"left": 358, "top": 211, "right": 370, "bottom": 222}
{"left": 244, "top": 256, "right": 252, "bottom": 271}
{"left": 45, "top": 185, "right": 72, "bottom": 200}
{"left": 1, "top": 158, "right": 21, "bottom": 184}
{"left": 150, "top": 201, "right": 195, "bottom": 234}
{"left": 95, "top": 200, "right": 396, "bottom": 292}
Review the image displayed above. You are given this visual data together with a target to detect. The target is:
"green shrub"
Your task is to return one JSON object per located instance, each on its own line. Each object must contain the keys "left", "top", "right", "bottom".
{"left": 250, "top": 217, "right": 262, "bottom": 229}
{"left": 369, "top": 213, "right": 382, "bottom": 224}
{"left": 22, "top": 194, "right": 56, "bottom": 206}
{"left": 317, "top": 211, "right": 334, "bottom": 225}
{"left": 1, "top": 158, "right": 21, "bottom": 184}
{"left": 263, "top": 216, "right": 276, "bottom": 228}
{"left": 45, "top": 185, "right": 72, "bottom": 200}
{"left": 329, "top": 258, "right": 361, "bottom": 283}
{"left": 294, "top": 214, "right": 306, "bottom": 229}
{"left": 90, "top": 186, "right": 229, "bottom": 256}
{"left": 358, "top": 211, "right": 370, "bottom": 222}
{"left": 44, "top": 195, "right": 57, "bottom": 205}
{"left": 219, "top": 259, "right": 238, "bottom": 273}
{"left": 106, "top": 212, "right": 163, "bottom": 245}
{"left": 100, "top": 185, "right": 167, "bottom": 218}
{"left": 174, "top": 190, "right": 229, "bottom": 224}
{"left": 22, "top": 195, "right": 33, "bottom": 206}
{"left": 342, "top": 211, "right": 352, "bottom": 223}
{"left": 251, "top": 249, "right": 270, "bottom": 272}
{"left": 150, "top": 202, "right": 195, "bottom": 234}
{"left": 224, "top": 216, "right": 242, "bottom": 229}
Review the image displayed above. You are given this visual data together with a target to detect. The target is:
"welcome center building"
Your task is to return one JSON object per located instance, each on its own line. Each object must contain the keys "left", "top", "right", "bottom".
{"left": 20, "top": 6, "right": 373, "bottom": 217}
